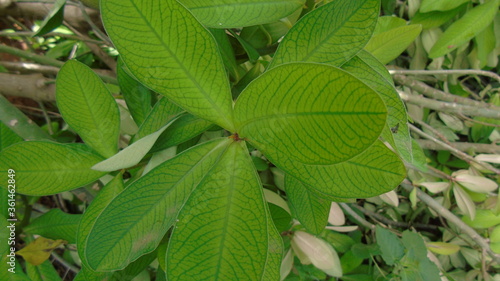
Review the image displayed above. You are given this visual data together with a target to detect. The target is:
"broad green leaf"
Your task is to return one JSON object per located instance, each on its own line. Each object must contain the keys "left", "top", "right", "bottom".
{"left": 411, "top": 5, "right": 465, "bottom": 29}
{"left": 151, "top": 114, "right": 213, "bottom": 153}
{"left": 342, "top": 50, "right": 412, "bottom": 163}
{"left": 420, "top": 0, "right": 469, "bottom": 13}
{"left": 280, "top": 140, "right": 406, "bottom": 198}
{"left": 285, "top": 175, "right": 330, "bottom": 235}
{"left": 0, "top": 122, "right": 22, "bottom": 151}
{"left": 235, "top": 63, "right": 387, "bottom": 165}
{"left": 0, "top": 216, "right": 31, "bottom": 281}
{"left": 24, "top": 209, "right": 81, "bottom": 244}
{"left": 117, "top": 58, "right": 153, "bottom": 126}
{"left": 462, "top": 209, "right": 500, "bottom": 229}
{"left": 373, "top": 16, "right": 407, "bottom": 35}
{"left": 376, "top": 225, "right": 404, "bottom": 265}
{"left": 101, "top": 0, "right": 235, "bottom": 130}
{"left": 56, "top": 60, "right": 120, "bottom": 158}
{"left": 262, "top": 210, "right": 284, "bottom": 281}
{"left": 34, "top": 0, "right": 65, "bottom": 36}
{"left": 0, "top": 142, "right": 105, "bottom": 196}
{"left": 365, "top": 24, "right": 422, "bottom": 64}
{"left": 133, "top": 98, "right": 183, "bottom": 141}
{"left": 91, "top": 114, "right": 183, "bottom": 172}
{"left": 269, "top": 0, "right": 379, "bottom": 68}
{"left": 26, "top": 260, "right": 62, "bottom": 281}
{"left": 180, "top": 0, "right": 304, "bottom": 28}
{"left": 166, "top": 141, "right": 269, "bottom": 280}
{"left": 78, "top": 173, "right": 124, "bottom": 270}
{"left": 209, "top": 28, "right": 240, "bottom": 81}
{"left": 84, "top": 139, "right": 231, "bottom": 271}
{"left": 429, "top": 0, "right": 499, "bottom": 58}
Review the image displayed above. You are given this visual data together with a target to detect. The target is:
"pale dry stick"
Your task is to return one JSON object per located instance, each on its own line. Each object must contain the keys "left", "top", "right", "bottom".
{"left": 393, "top": 74, "right": 500, "bottom": 109}
{"left": 399, "top": 90, "right": 500, "bottom": 119}
{"left": 0, "top": 31, "right": 104, "bottom": 44}
{"left": 400, "top": 181, "right": 500, "bottom": 264}
{"left": 409, "top": 123, "right": 500, "bottom": 174}
{"left": 339, "top": 203, "right": 375, "bottom": 230}
{"left": 417, "top": 140, "right": 500, "bottom": 154}
{"left": 457, "top": 113, "right": 500, "bottom": 128}
{"left": 389, "top": 69, "right": 500, "bottom": 84}
{"left": 51, "top": 252, "right": 80, "bottom": 274}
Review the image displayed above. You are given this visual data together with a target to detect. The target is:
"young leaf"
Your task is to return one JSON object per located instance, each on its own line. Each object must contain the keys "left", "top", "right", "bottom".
{"left": 429, "top": 0, "right": 500, "bottom": 58}
{"left": 0, "top": 142, "right": 106, "bottom": 196}
{"left": 375, "top": 225, "right": 404, "bottom": 265}
{"left": 180, "top": 0, "right": 305, "bottom": 28}
{"left": 285, "top": 175, "right": 330, "bottom": 235}
{"left": 453, "top": 184, "right": 476, "bottom": 220}
{"left": 269, "top": 0, "right": 379, "bottom": 68}
{"left": 34, "top": 0, "right": 65, "bottom": 36}
{"left": 101, "top": 0, "right": 235, "bottom": 130}
{"left": 83, "top": 139, "right": 231, "bottom": 271}
{"left": 342, "top": 50, "right": 412, "bottom": 163}
{"left": 420, "top": 0, "right": 469, "bottom": 13}
{"left": 364, "top": 24, "right": 422, "bottom": 64}
{"left": 24, "top": 209, "right": 81, "bottom": 244}
{"left": 91, "top": 114, "right": 183, "bottom": 172}
{"left": 56, "top": 60, "right": 120, "bottom": 158}
{"left": 166, "top": 141, "right": 270, "bottom": 280}
{"left": 17, "top": 237, "right": 66, "bottom": 266}
{"left": 235, "top": 63, "right": 387, "bottom": 166}
{"left": 116, "top": 58, "right": 153, "bottom": 126}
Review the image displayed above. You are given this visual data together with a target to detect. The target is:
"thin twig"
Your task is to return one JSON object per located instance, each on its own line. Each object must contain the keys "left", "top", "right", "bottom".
{"left": 399, "top": 90, "right": 500, "bottom": 119}
{"left": 400, "top": 181, "right": 500, "bottom": 264}
{"left": 409, "top": 124, "right": 500, "bottom": 174}
{"left": 0, "top": 31, "right": 104, "bottom": 44}
{"left": 339, "top": 203, "right": 375, "bottom": 230}
{"left": 51, "top": 252, "right": 80, "bottom": 274}
{"left": 389, "top": 69, "right": 500, "bottom": 84}
{"left": 417, "top": 140, "right": 500, "bottom": 154}
{"left": 457, "top": 113, "right": 500, "bottom": 128}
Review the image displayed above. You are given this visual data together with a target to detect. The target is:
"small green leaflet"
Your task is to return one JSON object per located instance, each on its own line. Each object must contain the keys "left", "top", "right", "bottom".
{"left": 34, "top": 0, "right": 66, "bottom": 36}
{"left": 180, "top": 0, "right": 305, "bottom": 28}
{"left": 0, "top": 142, "right": 105, "bottom": 196}
{"left": 24, "top": 209, "right": 82, "bottom": 244}
{"left": 56, "top": 60, "right": 120, "bottom": 158}
{"left": 101, "top": 0, "right": 235, "bottom": 131}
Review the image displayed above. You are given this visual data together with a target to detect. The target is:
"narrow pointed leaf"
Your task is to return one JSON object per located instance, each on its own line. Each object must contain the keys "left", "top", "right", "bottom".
{"left": 282, "top": 141, "right": 406, "bottom": 198}
{"left": 269, "top": 0, "right": 379, "bottom": 68}
{"left": 342, "top": 50, "right": 412, "bottom": 163}
{"left": 0, "top": 142, "right": 105, "bottom": 196}
{"left": 429, "top": 0, "right": 499, "bottom": 58}
{"left": 420, "top": 0, "right": 469, "bottom": 12}
{"left": 235, "top": 63, "right": 387, "bottom": 165}
{"left": 34, "top": 0, "right": 65, "bottom": 36}
{"left": 101, "top": 0, "right": 235, "bottom": 130}
{"left": 117, "top": 58, "right": 153, "bottom": 126}
{"left": 454, "top": 184, "right": 476, "bottom": 220}
{"left": 180, "top": 0, "right": 305, "bottom": 28}
{"left": 56, "top": 60, "right": 120, "bottom": 158}
{"left": 285, "top": 176, "right": 330, "bottom": 235}
{"left": 91, "top": 114, "right": 182, "bottom": 172}
{"left": 166, "top": 141, "right": 269, "bottom": 280}
{"left": 84, "top": 139, "right": 231, "bottom": 271}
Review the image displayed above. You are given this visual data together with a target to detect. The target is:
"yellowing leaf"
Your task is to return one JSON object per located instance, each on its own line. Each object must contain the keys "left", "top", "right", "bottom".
{"left": 427, "top": 242, "right": 460, "bottom": 255}
{"left": 16, "top": 237, "right": 66, "bottom": 266}
{"left": 419, "top": 182, "right": 450, "bottom": 193}
{"left": 378, "top": 190, "right": 399, "bottom": 207}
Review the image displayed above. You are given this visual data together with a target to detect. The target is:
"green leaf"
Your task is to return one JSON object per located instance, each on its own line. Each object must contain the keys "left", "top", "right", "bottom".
{"left": 26, "top": 260, "right": 62, "bottom": 281}
{"left": 364, "top": 24, "right": 422, "bottom": 64}
{"left": 34, "top": 0, "right": 65, "bottom": 36}
{"left": 0, "top": 122, "right": 22, "bottom": 151}
{"left": 342, "top": 50, "right": 412, "bottom": 163}
{"left": 91, "top": 114, "right": 183, "bottom": 172}
{"left": 151, "top": 114, "right": 213, "bottom": 153}
{"left": 209, "top": 28, "right": 240, "bottom": 81}
{"left": 56, "top": 60, "right": 120, "bottom": 158}
{"left": 166, "top": 141, "right": 269, "bottom": 280}
{"left": 180, "top": 0, "right": 304, "bottom": 28}
{"left": 278, "top": 140, "right": 406, "bottom": 198}
{"left": 411, "top": 5, "right": 465, "bottom": 29}
{"left": 235, "top": 63, "right": 387, "bottom": 166}
{"left": 117, "top": 58, "right": 153, "bottom": 126}
{"left": 0, "top": 142, "right": 105, "bottom": 196}
{"left": 269, "top": 0, "right": 379, "bottom": 68}
{"left": 24, "top": 209, "right": 81, "bottom": 244}
{"left": 133, "top": 98, "right": 183, "bottom": 141}
{"left": 376, "top": 225, "right": 404, "bottom": 265}
{"left": 101, "top": 0, "right": 235, "bottom": 130}
{"left": 285, "top": 175, "right": 330, "bottom": 235}
{"left": 84, "top": 139, "right": 231, "bottom": 271}
{"left": 429, "top": 0, "right": 499, "bottom": 58}
{"left": 420, "top": 0, "right": 469, "bottom": 13}
{"left": 262, "top": 215, "right": 284, "bottom": 281}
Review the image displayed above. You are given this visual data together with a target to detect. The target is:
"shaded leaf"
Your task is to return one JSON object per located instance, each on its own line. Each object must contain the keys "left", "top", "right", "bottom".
{"left": 24, "top": 209, "right": 81, "bottom": 244}
{"left": 34, "top": 0, "right": 65, "bottom": 36}
{"left": 17, "top": 237, "right": 65, "bottom": 266}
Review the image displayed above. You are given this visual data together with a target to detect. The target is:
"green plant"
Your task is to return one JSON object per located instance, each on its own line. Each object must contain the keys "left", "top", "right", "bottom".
{"left": 0, "top": 0, "right": 416, "bottom": 279}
